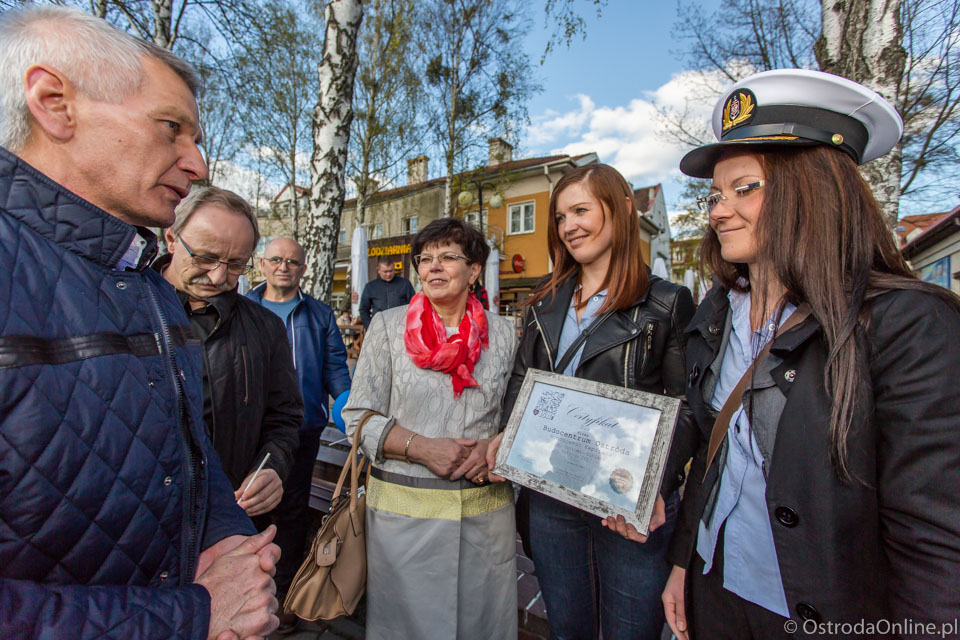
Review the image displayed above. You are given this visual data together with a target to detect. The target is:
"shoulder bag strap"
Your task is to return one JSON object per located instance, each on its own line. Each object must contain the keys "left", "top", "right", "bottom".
{"left": 330, "top": 409, "right": 378, "bottom": 509}
{"left": 701, "top": 303, "right": 812, "bottom": 482}
{"left": 553, "top": 309, "right": 616, "bottom": 374}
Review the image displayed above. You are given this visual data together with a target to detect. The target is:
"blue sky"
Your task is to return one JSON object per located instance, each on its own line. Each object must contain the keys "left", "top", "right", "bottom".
{"left": 517, "top": 0, "right": 946, "bottom": 221}
{"left": 518, "top": 1, "right": 724, "bottom": 222}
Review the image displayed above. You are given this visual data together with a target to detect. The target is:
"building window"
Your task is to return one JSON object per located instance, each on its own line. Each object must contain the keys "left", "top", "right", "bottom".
{"left": 339, "top": 228, "right": 347, "bottom": 244}
{"left": 372, "top": 223, "right": 384, "bottom": 239}
{"left": 508, "top": 202, "right": 535, "bottom": 235}
{"left": 465, "top": 208, "right": 488, "bottom": 230}
{"left": 402, "top": 216, "right": 418, "bottom": 234}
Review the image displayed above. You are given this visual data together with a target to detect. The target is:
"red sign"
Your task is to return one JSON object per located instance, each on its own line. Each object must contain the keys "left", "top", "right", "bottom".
{"left": 512, "top": 254, "right": 525, "bottom": 273}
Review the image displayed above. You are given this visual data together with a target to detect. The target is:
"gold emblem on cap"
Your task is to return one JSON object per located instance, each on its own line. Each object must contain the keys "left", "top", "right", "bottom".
{"left": 722, "top": 91, "right": 756, "bottom": 132}
{"left": 832, "top": 133, "right": 844, "bottom": 145}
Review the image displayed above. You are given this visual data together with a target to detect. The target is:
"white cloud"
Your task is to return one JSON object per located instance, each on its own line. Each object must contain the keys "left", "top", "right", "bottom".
{"left": 525, "top": 69, "right": 732, "bottom": 206}
{"left": 209, "top": 158, "right": 283, "bottom": 210}
{"left": 527, "top": 94, "right": 596, "bottom": 146}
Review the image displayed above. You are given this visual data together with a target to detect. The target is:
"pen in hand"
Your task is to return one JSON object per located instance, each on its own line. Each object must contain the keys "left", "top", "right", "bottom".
{"left": 237, "top": 452, "right": 271, "bottom": 504}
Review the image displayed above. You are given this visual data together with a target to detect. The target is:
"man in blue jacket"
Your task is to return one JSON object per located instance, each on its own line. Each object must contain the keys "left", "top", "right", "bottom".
{"left": 248, "top": 237, "right": 351, "bottom": 626}
{"left": 0, "top": 7, "right": 280, "bottom": 639}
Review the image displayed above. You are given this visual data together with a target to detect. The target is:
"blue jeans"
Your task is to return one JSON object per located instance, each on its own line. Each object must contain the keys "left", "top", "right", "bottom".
{"left": 528, "top": 490, "right": 678, "bottom": 640}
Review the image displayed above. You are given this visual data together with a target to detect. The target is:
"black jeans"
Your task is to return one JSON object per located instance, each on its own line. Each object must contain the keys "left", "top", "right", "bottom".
{"left": 689, "top": 525, "right": 794, "bottom": 640}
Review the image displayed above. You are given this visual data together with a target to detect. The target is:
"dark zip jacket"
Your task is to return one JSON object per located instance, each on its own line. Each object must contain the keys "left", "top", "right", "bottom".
{"left": 153, "top": 254, "right": 302, "bottom": 489}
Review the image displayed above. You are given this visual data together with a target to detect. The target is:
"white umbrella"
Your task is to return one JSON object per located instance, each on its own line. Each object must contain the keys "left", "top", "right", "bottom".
{"left": 350, "top": 226, "right": 368, "bottom": 319}
{"left": 697, "top": 277, "right": 711, "bottom": 303}
{"left": 683, "top": 268, "right": 696, "bottom": 298}
{"left": 484, "top": 241, "right": 500, "bottom": 313}
{"left": 651, "top": 257, "right": 669, "bottom": 279}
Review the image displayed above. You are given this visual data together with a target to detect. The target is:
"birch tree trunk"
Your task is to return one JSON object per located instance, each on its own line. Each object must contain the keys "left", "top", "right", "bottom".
{"left": 815, "top": 0, "right": 906, "bottom": 225}
{"left": 151, "top": 0, "right": 173, "bottom": 49}
{"left": 303, "top": 0, "right": 363, "bottom": 302}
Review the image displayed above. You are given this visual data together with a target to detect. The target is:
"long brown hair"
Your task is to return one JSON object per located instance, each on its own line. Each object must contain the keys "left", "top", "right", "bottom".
{"left": 701, "top": 146, "right": 960, "bottom": 482}
{"left": 526, "top": 164, "right": 649, "bottom": 313}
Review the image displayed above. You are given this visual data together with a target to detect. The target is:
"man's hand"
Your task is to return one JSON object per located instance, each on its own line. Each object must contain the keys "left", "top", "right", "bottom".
{"left": 600, "top": 494, "right": 667, "bottom": 542}
{"left": 234, "top": 468, "right": 283, "bottom": 517}
{"left": 196, "top": 526, "right": 281, "bottom": 640}
{"left": 408, "top": 436, "right": 477, "bottom": 477}
{"left": 450, "top": 437, "right": 493, "bottom": 483}
{"left": 195, "top": 534, "right": 281, "bottom": 580}
{"left": 662, "top": 565, "right": 689, "bottom": 640}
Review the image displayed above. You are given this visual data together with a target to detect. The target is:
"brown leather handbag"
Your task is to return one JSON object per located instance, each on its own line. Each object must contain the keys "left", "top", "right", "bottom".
{"left": 283, "top": 410, "right": 377, "bottom": 620}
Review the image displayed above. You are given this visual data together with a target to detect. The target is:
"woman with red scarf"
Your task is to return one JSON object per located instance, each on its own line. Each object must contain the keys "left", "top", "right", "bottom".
{"left": 342, "top": 218, "right": 519, "bottom": 640}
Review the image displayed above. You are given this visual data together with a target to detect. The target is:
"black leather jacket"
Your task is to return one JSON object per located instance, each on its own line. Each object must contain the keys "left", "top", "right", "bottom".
{"left": 502, "top": 274, "right": 697, "bottom": 498}
{"left": 154, "top": 254, "right": 302, "bottom": 489}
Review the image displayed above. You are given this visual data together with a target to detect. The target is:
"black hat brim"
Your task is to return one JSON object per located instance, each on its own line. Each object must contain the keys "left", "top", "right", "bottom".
{"left": 679, "top": 138, "right": 820, "bottom": 178}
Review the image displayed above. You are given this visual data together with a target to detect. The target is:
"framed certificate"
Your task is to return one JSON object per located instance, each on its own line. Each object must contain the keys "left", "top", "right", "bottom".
{"left": 493, "top": 369, "right": 681, "bottom": 535}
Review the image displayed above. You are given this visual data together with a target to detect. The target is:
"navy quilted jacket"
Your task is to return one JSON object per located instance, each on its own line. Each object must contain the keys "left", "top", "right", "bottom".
{"left": 0, "top": 148, "right": 256, "bottom": 639}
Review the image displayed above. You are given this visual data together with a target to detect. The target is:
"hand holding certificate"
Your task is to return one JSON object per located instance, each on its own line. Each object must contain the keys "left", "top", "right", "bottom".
{"left": 492, "top": 369, "right": 680, "bottom": 535}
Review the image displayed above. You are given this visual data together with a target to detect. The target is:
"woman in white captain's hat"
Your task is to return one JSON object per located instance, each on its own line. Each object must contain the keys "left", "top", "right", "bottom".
{"left": 658, "top": 69, "right": 960, "bottom": 639}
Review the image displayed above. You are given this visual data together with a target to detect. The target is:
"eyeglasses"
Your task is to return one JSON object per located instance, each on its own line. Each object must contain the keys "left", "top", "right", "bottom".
{"left": 696, "top": 180, "right": 766, "bottom": 212}
{"left": 413, "top": 252, "right": 468, "bottom": 268}
{"left": 263, "top": 256, "right": 304, "bottom": 268}
{"left": 177, "top": 236, "right": 252, "bottom": 275}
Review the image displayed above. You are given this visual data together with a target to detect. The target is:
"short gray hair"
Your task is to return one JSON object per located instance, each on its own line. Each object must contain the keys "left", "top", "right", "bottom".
{"left": 172, "top": 186, "right": 260, "bottom": 253}
{"left": 0, "top": 5, "right": 200, "bottom": 151}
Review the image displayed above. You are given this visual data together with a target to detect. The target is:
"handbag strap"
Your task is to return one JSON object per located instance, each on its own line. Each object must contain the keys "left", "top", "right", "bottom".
{"left": 553, "top": 309, "right": 615, "bottom": 374}
{"left": 701, "top": 303, "right": 812, "bottom": 482}
{"left": 331, "top": 409, "right": 378, "bottom": 509}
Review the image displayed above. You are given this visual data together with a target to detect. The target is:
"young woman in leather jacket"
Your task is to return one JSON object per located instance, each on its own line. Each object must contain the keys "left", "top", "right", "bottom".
{"left": 487, "top": 163, "right": 696, "bottom": 639}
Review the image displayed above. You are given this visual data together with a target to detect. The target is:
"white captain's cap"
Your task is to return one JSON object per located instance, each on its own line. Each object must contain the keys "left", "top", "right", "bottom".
{"left": 680, "top": 69, "right": 903, "bottom": 178}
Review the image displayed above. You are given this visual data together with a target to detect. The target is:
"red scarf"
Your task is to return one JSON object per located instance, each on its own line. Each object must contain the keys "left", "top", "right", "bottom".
{"left": 404, "top": 292, "right": 489, "bottom": 397}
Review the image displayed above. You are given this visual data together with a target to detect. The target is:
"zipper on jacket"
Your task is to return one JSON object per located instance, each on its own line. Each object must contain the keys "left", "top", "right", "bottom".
{"left": 637, "top": 322, "right": 654, "bottom": 380}
{"left": 623, "top": 307, "right": 642, "bottom": 387}
{"left": 201, "top": 345, "right": 217, "bottom": 443}
{"left": 241, "top": 345, "right": 250, "bottom": 405}
{"left": 146, "top": 283, "right": 200, "bottom": 581}
{"left": 532, "top": 307, "right": 555, "bottom": 371}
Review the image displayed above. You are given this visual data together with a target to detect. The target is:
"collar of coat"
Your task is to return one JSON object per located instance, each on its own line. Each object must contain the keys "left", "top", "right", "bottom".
{"left": 686, "top": 284, "right": 821, "bottom": 356}
{"left": 151, "top": 251, "right": 241, "bottom": 322}
{"left": 0, "top": 146, "right": 159, "bottom": 270}
{"left": 531, "top": 273, "right": 658, "bottom": 367}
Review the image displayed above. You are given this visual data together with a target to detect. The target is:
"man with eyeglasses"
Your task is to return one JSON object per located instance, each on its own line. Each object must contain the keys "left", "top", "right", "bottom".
{"left": 156, "top": 186, "right": 302, "bottom": 530}
{"left": 246, "top": 237, "right": 351, "bottom": 631}
{"left": 359, "top": 255, "right": 416, "bottom": 328}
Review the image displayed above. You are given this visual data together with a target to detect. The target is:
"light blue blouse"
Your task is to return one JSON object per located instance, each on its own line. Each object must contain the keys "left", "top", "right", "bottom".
{"left": 695, "top": 289, "right": 795, "bottom": 617}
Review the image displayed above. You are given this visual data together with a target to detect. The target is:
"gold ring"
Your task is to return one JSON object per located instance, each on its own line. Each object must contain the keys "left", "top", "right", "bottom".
{"left": 476, "top": 475, "right": 486, "bottom": 484}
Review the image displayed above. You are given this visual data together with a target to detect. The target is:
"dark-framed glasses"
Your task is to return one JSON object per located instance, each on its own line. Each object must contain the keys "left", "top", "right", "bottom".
{"left": 263, "top": 256, "right": 304, "bottom": 268}
{"left": 696, "top": 180, "right": 766, "bottom": 212}
{"left": 177, "top": 235, "right": 252, "bottom": 275}
{"left": 413, "top": 252, "right": 468, "bottom": 268}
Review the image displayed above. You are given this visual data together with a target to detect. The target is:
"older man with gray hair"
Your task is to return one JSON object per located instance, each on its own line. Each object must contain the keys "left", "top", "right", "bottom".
{"left": 0, "top": 6, "right": 281, "bottom": 639}
{"left": 155, "top": 187, "right": 302, "bottom": 526}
